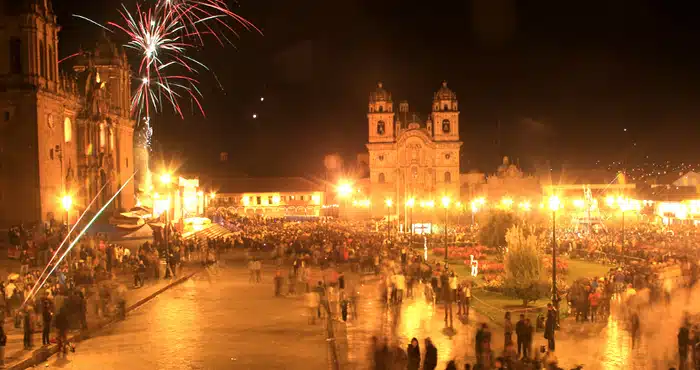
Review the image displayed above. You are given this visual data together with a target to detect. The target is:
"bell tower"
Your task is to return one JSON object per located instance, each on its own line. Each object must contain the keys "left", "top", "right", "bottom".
{"left": 368, "top": 82, "right": 395, "bottom": 143}
{"left": 431, "top": 81, "right": 460, "bottom": 142}
{"left": 0, "top": 0, "right": 60, "bottom": 90}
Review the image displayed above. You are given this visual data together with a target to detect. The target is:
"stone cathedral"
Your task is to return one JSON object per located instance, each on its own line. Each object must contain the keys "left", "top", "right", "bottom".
{"left": 366, "top": 81, "right": 462, "bottom": 219}
{"left": 0, "top": 0, "right": 136, "bottom": 226}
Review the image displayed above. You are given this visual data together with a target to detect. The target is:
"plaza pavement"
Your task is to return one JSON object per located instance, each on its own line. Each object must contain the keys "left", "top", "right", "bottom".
{"left": 38, "top": 262, "right": 329, "bottom": 370}
{"left": 1, "top": 258, "right": 203, "bottom": 370}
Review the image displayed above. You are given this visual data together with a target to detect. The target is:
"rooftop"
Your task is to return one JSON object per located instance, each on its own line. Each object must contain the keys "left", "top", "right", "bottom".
{"left": 212, "top": 177, "right": 323, "bottom": 194}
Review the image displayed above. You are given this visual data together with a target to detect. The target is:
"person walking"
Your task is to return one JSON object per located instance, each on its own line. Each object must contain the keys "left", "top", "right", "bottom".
{"left": 55, "top": 309, "right": 69, "bottom": 358}
{"left": 407, "top": 337, "right": 421, "bottom": 370}
{"left": 423, "top": 337, "right": 438, "bottom": 370}
{"left": 22, "top": 307, "right": 33, "bottom": 349}
{"left": 524, "top": 318, "right": 534, "bottom": 359}
{"left": 504, "top": 311, "right": 513, "bottom": 348}
{"left": 0, "top": 325, "right": 6, "bottom": 367}
{"left": 544, "top": 303, "right": 556, "bottom": 352}
{"left": 679, "top": 321, "right": 691, "bottom": 370}
{"left": 515, "top": 313, "right": 527, "bottom": 359}
{"left": 589, "top": 287, "right": 601, "bottom": 323}
{"left": 41, "top": 295, "right": 53, "bottom": 346}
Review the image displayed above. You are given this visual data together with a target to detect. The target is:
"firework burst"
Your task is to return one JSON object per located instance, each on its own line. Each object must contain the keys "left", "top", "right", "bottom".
{"left": 75, "top": 0, "right": 259, "bottom": 121}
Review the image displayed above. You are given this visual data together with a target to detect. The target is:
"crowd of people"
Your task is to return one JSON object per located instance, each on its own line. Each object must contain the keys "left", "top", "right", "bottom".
{"left": 0, "top": 218, "right": 227, "bottom": 366}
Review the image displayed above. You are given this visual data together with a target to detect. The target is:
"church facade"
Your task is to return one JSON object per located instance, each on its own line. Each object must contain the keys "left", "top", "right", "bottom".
{"left": 366, "top": 82, "right": 462, "bottom": 219}
{"left": 0, "top": 0, "right": 135, "bottom": 226}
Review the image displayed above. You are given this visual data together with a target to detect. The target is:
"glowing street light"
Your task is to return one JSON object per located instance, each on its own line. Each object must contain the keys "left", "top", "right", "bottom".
{"left": 573, "top": 199, "right": 585, "bottom": 209}
{"left": 336, "top": 181, "right": 353, "bottom": 198}
{"left": 61, "top": 195, "right": 72, "bottom": 212}
{"left": 209, "top": 192, "right": 216, "bottom": 200}
{"left": 160, "top": 172, "right": 172, "bottom": 185}
{"left": 441, "top": 196, "right": 451, "bottom": 209}
{"left": 605, "top": 196, "right": 616, "bottom": 208}
{"left": 519, "top": 200, "right": 531, "bottom": 212}
{"left": 501, "top": 197, "right": 514, "bottom": 210}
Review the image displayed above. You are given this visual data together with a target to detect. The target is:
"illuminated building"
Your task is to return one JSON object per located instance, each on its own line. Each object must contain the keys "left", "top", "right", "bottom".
{"left": 208, "top": 177, "right": 324, "bottom": 218}
{"left": 0, "top": 1, "right": 135, "bottom": 226}
{"left": 366, "top": 81, "right": 461, "bottom": 219}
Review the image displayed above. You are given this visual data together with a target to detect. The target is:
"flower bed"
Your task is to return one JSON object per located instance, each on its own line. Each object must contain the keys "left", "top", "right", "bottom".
{"left": 433, "top": 245, "right": 487, "bottom": 260}
{"left": 541, "top": 256, "right": 569, "bottom": 273}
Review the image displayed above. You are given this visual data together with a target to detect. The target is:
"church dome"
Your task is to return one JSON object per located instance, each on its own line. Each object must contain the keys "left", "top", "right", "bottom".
{"left": 370, "top": 82, "right": 391, "bottom": 102}
{"left": 434, "top": 81, "right": 456, "bottom": 101}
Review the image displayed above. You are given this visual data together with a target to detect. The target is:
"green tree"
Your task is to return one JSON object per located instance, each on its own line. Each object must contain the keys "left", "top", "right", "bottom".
{"left": 503, "top": 225, "right": 548, "bottom": 306}
{"left": 478, "top": 210, "right": 518, "bottom": 255}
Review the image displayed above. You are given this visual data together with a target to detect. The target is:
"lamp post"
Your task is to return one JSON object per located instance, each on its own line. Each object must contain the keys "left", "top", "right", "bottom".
{"left": 160, "top": 172, "right": 173, "bottom": 278}
{"left": 548, "top": 195, "right": 561, "bottom": 319}
{"left": 618, "top": 198, "right": 630, "bottom": 259}
{"left": 441, "top": 196, "right": 451, "bottom": 262}
{"left": 336, "top": 180, "right": 353, "bottom": 219}
{"left": 406, "top": 198, "right": 415, "bottom": 246}
{"left": 385, "top": 198, "right": 393, "bottom": 243}
{"left": 61, "top": 195, "right": 72, "bottom": 268}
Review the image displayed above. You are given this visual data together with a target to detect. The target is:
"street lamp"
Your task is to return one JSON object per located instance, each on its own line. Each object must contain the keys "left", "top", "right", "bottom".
{"left": 385, "top": 198, "right": 393, "bottom": 242}
{"left": 406, "top": 198, "right": 415, "bottom": 246}
{"left": 501, "top": 197, "right": 514, "bottom": 210}
{"left": 618, "top": 197, "right": 631, "bottom": 258}
{"left": 441, "top": 196, "right": 451, "bottom": 262}
{"left": 160, "top": 172, "right": 174, "bottom": 278}
{"left": 470, "top": 197, "right": 485, "bottom": 226}
{"left": 336, "top": 180, "right": 353, "bottom": 218}
{"left": 548, "top": 195, "right": 561, "bottom": 318}
{"left": 61, "top": 194, "right": 73, "bottom": 268}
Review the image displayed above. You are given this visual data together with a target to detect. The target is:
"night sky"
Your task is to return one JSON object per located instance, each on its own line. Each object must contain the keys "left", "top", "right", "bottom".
{"left": 53, "top": 0, "right": 700, "bottom": 176}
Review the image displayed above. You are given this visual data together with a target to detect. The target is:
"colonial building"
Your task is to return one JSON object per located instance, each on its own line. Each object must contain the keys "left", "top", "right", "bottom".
{"left": 0, "top": 0, "right": 135, "bottom": 226}
{"left": 366, "top": 81, "right": 462, "bottom": 218}
{"left": 208, "top": 177, "right": 325, "bottom": 218}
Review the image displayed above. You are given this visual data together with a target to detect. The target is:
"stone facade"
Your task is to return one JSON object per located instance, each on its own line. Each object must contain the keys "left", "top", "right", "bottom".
{"left": 366, "top": 82, "right": 462, "bottom": 218}
{"left": 0, "top": 0, "right": 135, "bottom": 226}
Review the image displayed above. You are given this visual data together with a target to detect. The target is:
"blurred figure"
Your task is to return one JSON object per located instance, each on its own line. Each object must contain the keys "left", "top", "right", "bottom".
{"left": 407, "top": 337, "right": 420, "bottom": 370}
{"left": 423, "top": 337, "right": 438, "bottom": 370}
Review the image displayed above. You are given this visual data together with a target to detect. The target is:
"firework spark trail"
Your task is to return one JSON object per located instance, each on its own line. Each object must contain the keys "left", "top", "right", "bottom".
{"left": 25, "top": 173, "right": 136, "bottom": 305}
{"left": 23, "top": 183, "right": 110, "bottom": 305}
{"left": 75, "top": 0, "right": 260, "bottom": 139}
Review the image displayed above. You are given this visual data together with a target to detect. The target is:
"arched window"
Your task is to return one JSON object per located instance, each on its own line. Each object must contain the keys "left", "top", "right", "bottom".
{"left": 378, "top": 173, "right": 386, "bottom": 184}
{"left": 63, "top": 117, "right": 72, "bottom": 142}
{"left": 444, "top": 171, "right": 451, "bottom": 183}
{"left": 443, "top": 104, "right": 449, "bottom": 111}
{"left": 442, "top": 119, "right": 451, "bottom": 133}
{"left": 378, "top": 106, "right": 384, "bottom": 113}
{"left": 377, "top": 120, "right": 385, "bottom": 135}
{"left": 109, "top": 128, "right": 115, "bottom": 150}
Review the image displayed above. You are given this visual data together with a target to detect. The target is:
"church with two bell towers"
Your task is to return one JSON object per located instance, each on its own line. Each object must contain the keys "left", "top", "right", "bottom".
{"left": 366, "top": 81, "right": 462, "bottom": 219}
{"left": 0, "top": 0, "right": 136, "bottom": 226}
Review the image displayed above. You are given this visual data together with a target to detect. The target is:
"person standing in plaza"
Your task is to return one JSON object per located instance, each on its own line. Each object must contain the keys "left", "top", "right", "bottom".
{"left": 679, "top": 320, "right": 691, "bottom": 370}
{"left": 544, "top": 303, "right": 556, "bottom": 352}
{"left": 0, "top": 325, "right": 6, "bottom": 367}
{"left": 407, "top": 337, "right": 420, "bottom": 370}
{"left": 423, "top": 337, "right": 437, "bottom": 370}
{"left": 504, "top": 311, "right": 513, "bottom": 348}
{"left": 515, "top": 313, "right": 527, "bottom": 359}
{"left": 22, "top": 307, "right": 33, "bottom": 349}
{"left": 41, "top": 294, "right": 53, "bottom": 346}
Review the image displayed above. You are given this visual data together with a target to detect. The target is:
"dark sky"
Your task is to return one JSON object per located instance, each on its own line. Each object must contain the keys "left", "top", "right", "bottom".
{"left": 54, "top": 0, "right": 700, "bottom": 176}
